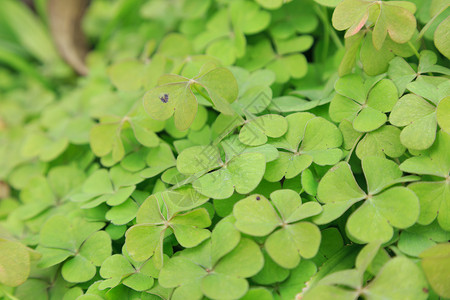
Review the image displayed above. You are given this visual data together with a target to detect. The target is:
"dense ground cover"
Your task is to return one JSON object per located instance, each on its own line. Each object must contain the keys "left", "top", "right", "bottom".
{"left": 0, "top": 0, "right": 449, "bottom": 299}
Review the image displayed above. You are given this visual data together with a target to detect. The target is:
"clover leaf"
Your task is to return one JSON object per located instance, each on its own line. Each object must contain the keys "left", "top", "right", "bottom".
{"left": 125, "top": 187, "right": 210, "bottom": 268}
{"left": 238, "top": 114, "right": 288, "bottom": 146}
{"left": 389, "top": 75, "right": 450, "bottom": 150}
{"left": 333, "top": 0, "right": 416, "bottom": 49}
{"left": 239, "top": 38, "right": 309, "bottom": 83}
{"left": 71, "top": 165, "right": 144, "bottom": 209}
{"left": 265, "top": 112, "right": 342, "bottom": 182}
{"left": 158, "top": 219, "right": 264, "bottom": 300}
{"left": 143, "top": 66, "right": 238, "bottom": 130}
{"left": 0, "top": 238, "right": 37, "bottom": 287}
{"left": 176, "top": 144, "right": 266, "bottom": 199}
{"left": 99, "top": 252, "right": 159, "bottom": 291}
{"left": 400, "top": 131, "right": 450, "bottom": 230}
{"left": 303, "top": 246, "right": 429, "bottom": 300}
{"left": 90, "top": 105, "right": 163, "bottom": 162}
{"left": 420, "top": 243, "right": 450, "bottom": 298}
{"left": 314, "top": 156, "right": 420, "bottom": 243}
{"left": 233, "top": 190, "right": 322, "bottom": 268}
{"left": 398, "top": 221, "right": 450, "bottom": 257}
{"left": 330, "top": 74, "right": 398, "bottom": 132}
{"left": 37, "top": 215, "right": 111, "bottom": 283}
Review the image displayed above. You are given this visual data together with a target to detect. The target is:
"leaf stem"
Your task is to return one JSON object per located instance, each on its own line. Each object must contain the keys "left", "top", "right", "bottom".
{"left": 407, "top": 41, "right": 420, "bottom": 59}
{"left": 417, "top": 5, "right": 450, "bottom": 40}
{"left": 346, "top": 133, "right": 364, "bottom": 163}
{"left": 193, "top": 85, "right": 213, "bottom": 105}
{"left": 314, "top": 5, "right": 344, "bottom": 50}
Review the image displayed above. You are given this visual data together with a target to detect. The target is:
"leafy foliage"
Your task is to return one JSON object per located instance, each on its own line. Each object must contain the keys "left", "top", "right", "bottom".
{"left": 0, "top": 0, "right": 449, "bottom": 299}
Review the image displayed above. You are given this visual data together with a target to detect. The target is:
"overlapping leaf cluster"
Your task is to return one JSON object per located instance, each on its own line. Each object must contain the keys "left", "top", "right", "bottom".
{"left": 0, "top": 0, "right": 449, "bottom": 300}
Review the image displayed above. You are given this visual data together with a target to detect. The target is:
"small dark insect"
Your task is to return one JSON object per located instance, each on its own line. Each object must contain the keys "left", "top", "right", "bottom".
{"left": 159, "top": 93, "right": 169, "bottom": 103}
{"left": 422, "top": 288, "right": 428, "bottom": 293}
{"left": 256, "top": 196, "right": 261, "bottom": 200}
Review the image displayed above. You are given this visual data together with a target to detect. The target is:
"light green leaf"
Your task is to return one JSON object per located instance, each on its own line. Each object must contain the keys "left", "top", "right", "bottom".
{"left": 356, "top": 125, "right": 405, "bottom": 159}
{"left": 0, "top": 239, "right": 30, "bottom": 287}
{"left": 420, "top": 243, "right": 450, "bottom": 298}
{"left": 352, "top": 106, "right": 387, "bottom": 132}
{"left": 201, "top": 273, "right": 248, "bottom": 300}
{"left": 317, "top": 162, "right": 366, "bottom": 203}
{"left": 347, "top": 187, "right": 419, "bottom": 243}
{"left": 233, "top": 194, "right": 281, "bottom": 236}
{"left": 364, "top": 257, "right": 428, "bottom": 300}
{"left": 437, "top": 96, "right": 450, "bottom": 133}
{"left": 434, "top": 16, "right": 450, "bottom": 59}
{"left": 62, "top": 255, "right": 96, "bottom": 283}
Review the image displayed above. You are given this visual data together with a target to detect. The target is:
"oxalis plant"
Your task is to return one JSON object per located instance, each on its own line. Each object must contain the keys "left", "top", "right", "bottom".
{"left": 0, "top": 0, "right": 449, "bottom": 300}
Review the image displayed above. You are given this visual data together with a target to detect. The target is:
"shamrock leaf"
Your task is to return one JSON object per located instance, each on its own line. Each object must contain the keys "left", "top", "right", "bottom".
{"left": 176, "top": 144, "right": 266, "bottom": 199}
{"left": 140, "top": 142, "right": 177, "bottom": 178}
{"left": 303, "top": 250, "right": 428, "bottom": 300}
{"left": 99, "top": 252, "right": 159, "bottom": 291}
{"left": 389, "top": 74, "right": 450, "bottom": 150}
{"left": 239, "top": 38, "right": 309, "bottom": 83}
{"left": 420, "top": 243, "right": 450, "bottom": 298}
{"left": 143, "top": 66, "right": 238, "bottom": 130}
{"left": 333, "top": 0, "right": 416, "bottom": 49}
{"left": 239, "top": 114, "right": 288, "bottom": 146}
{"left": 330, "top": 74, "right": 399, "bottom": 132}
{"left": 398, "top": 221, "right": 450, "bottom": 257}
{"left": 355, "top": 125, "right": 406, "bottom": 159}
{"left": 71, "top": 165, "right": 144, "bottom": 208}
{"left": 0, "top": 238, "right": 36, "bottom": 287}
{"left": 90, "top": 106, "right": 163, "bottom": 162}
{"left": 437, "top": 96, "right": 450, "bottom": 134}
{"left": 159, "top": 219, "right": 264, "bottom": 300}
{"left": 125, "top": 187, "right": 210, "bottom": 268}
{"left": 400, "top": 131, "right": 450, "bottom": 230}
{"left": 233, "top": 190, "right": 322, "bottom": 268}
{"left": 314, "top": 156, "right": 420, "bottom": 243}
{"left": 265, "top": 113, "right": 342, "bottom": 182}
{"left": 388, "top": 50, "right": 450, "bottom": 95}
{"left": 37, "top": 215, "right": 111, "bottom": 283}
{"left": 15, "top": 165, "right": 85, "bottom": 221}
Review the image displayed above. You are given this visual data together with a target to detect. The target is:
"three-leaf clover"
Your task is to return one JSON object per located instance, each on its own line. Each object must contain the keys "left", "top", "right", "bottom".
{"left": 389, "top": 76, "right": 450, "bottom": 150}
{"left": 265, "top": 112, "right": 343, "bottom": 182}
{"left": 400, "top": 131, "right": 450, "bottom": 230}
{"left": 314, "top": 156, "right": 420, "bottom": 243}
{"left": 233, "top": 190, "right": 322, "bottom": 268}
{"left": 71, "top": 165, "right": 144, "bottom": 209}
{"left": 37, "top": 215, "right": 111, "bottom": 283}
{"left": 330, "top": 74, "right": 399, "bottom": 132}
{"left": 303, "top": 243, "right": 429, "bottom": 300}
{"left": 90, "top": 105, "right": 163, "bottom": 162}
{"left": 176, "top": 145, "right": 266, "bottom": 199}
{"left": 143, "top": 66, "right": 238, "bottom": 130}
{"left": 125, "top": 187, "right": 210, "bottom": 268}
{"left": 333, "top": 0, "right": 416, "bottom": 49}
{"left": 158, "top": 219, "right": 264, "bottom": 300}
{"left": 99, "top": 250, "right": 160, "bottom": 292}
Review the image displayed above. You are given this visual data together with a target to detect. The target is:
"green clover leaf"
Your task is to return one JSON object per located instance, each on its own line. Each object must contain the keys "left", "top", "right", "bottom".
{"left": 177, "top": 144, "right": 266, "bottom": 199}
{"left": 233, "top": 190, "right": 322, "bottom": 268}
{"left": 158, "top": 219, "right": 264, "bottom": 300}
{"left": 99, "top": 252, "right": 159, "bottom": 291}
{"left": 143, "top": 66, "right": 238, "bottom": 130}
{"left": 420, "top": 243, "right": 450, "bottom": 298}
{"left": 239, "top": 114, "right": 288, "bottom": 146}
{"left": 125, "top": 187, "right": 210, "bottom": 268}
{"left": 400, "top": 131, "right": 450, "bottom": 230}
{"left": 330, "top": 75, "right": 398, "bottom": 132}
{"left": 314, "top": 156, "right": 420, "bottom": 243}
{"left": 333, "top": 0, "right": 416, "bottom": 49}
{"left": 389, "top": 75, "right": 450, "bottom": 150}
{"left": 265, "top": 113, "right": 342, "bottom": 182}
{"left": 37, "top": 215, "right": 111, "bottom": 283}
{"left": 71, "top": 165, "right": 144, "bottom": 209}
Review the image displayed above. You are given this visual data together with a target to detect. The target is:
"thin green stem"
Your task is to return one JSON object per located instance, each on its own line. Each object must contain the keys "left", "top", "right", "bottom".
{"left": 417, "top": 5, "right": 450, "bottom": 40}
{"left": 314, "top": 5, "right": 344, "bottom": 50}
{"left": 407, "top": 41, "right": 421, "bottom": 59}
